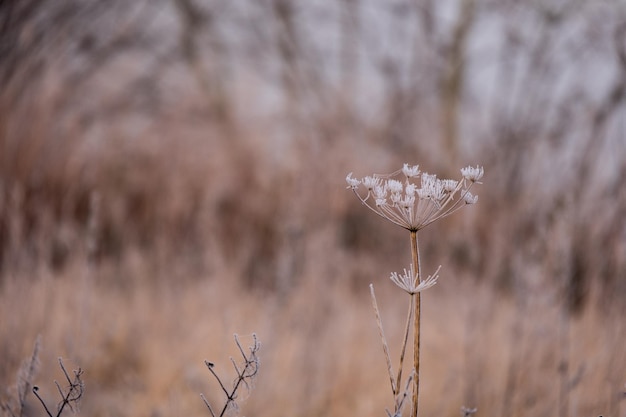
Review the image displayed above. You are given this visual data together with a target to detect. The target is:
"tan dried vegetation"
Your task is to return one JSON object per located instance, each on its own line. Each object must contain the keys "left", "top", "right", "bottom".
{"left": 1, "top": 1, "right": 626, "bottom": 417}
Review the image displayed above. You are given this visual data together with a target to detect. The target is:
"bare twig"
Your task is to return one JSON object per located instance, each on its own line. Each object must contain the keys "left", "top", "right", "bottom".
{"left": 31, "top": 358, "right": 83, "bottom": 417}
{"left": 201, "top": 334, "right": 260, "bottom": 417}
{"left": 385, "top": 371, "right": 415, "bottom": 417}
{"left": 200, "top": 393, "right": 217, "bottom": 417}
{"left": 395, "top": 371, "right": 415, "bottom": 416}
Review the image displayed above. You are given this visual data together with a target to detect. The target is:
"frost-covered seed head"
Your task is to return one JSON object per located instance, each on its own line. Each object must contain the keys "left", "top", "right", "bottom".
{"left": 346, "top": 163, "right": 483, "bottom": 231}
{"left": 442, "top": 179, "right": 459, "bottom": 192}
{"left": 346, "top": 173, "right": 360, "bottom": 189}
{"left": 387, "top": 179, "right": 403, "bottom": 194}
{"left": 373, "top": 185, "right": 387, "bottom": 199}
{"left": 390, "top": 265, "right": 441, "bottom": 294}
{"left": 402, "top": 164, "right": 420, "bottom": 178}
{"left": 363, "top": 176, "right": 380, "bottom": 191}
{"left": 400, "top": 194, "right": 415, "bottom": 209}
{"left": 463, "top": 191, "right": 478, "bottom": 204}
{"left": 419, "top": 174, "right": 445, "bottom": 201}
{"left": 461, "top": 165, "right": 484, "bottom": 182}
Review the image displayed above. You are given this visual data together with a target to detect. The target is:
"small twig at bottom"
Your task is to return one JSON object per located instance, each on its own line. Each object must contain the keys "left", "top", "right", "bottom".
{"left": 385, "top": 371, "right": 414, "bottom": 417}
{"left": 32, "top": 358, "right": 84, "bottom": 417}
{"left": 201, "top": 333, "right": 260, "bottom": 417}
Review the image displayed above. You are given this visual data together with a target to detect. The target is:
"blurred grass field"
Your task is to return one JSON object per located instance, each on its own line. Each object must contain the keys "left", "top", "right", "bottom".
{"left": 2, "top": 255, "right": 625, "bottom": 417}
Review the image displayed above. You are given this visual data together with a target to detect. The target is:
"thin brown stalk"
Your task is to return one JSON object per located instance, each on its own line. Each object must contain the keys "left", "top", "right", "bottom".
{"left": 410, "top": 230, "right": 421, "bottom": 417}
{"left": 395, "top": 293, "right": 414, "bottom": 405}
{"left": 370, "top": 284, "right": 397, "bottom": 397}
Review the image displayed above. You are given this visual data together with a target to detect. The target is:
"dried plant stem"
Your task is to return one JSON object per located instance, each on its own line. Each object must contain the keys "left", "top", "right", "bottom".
{"left": 31, "top": 358, "right": 84, "bottom": 417}
{"left": 389, "top": 371, "right": 415, "bottom": 417}
{"left": 410, "top": 230, "right": 421, "bottom": 417}
{"left": 395, "top": 294, "right": 414, "bottom": 406}
{"left": 347, "top": 164, "right": 483, "bottom": 417}
{"left": 201, "top": 334, "right": 260, "bottom": 417}
{"left": 371, "top": 277, "right": 415, "bottom": 415}
{"left": 370, "top": 284, "right": 397, "bottom": 398}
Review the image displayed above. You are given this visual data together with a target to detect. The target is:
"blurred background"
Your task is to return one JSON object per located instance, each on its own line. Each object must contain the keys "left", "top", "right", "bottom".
{"left": 1, "top": 0, "right": 625, "bottom": 416}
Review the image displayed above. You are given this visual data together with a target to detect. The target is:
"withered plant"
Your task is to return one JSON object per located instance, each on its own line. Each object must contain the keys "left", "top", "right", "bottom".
{"left": 1, "top": 338, "right": 83, "bottom": 417}
{"left": 31, "top": 359, "right": 84, "bottom": 417}
{"left": 347, "top": 163, "right": 483, "bottom": 417}
{"left": 201, "top": 334, "right": 260, "bottom": 417}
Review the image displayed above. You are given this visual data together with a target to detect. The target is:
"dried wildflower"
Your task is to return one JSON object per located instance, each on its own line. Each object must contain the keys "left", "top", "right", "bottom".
{"left": 346, "top": 172, "right": 360, "bottom": 189}
{"left": 463, "top": 191, "right": 478, "bottom": 205}
{"left": 390, "top": 265, "right": 441, "bottom": 294}
{"left": 346, "top": 164, "right": 483, "bottom": 231}
{"left": 461, "top": 165, "right": 484, "bottom": 183}
{"left": 347, "top": 163, "right": 484, "bottom": 417}
{"left": 363, "top": 176, "right": 382, "bottom": 190}
{"left": 402, "top": 164, "right": 421, "bottom": 178}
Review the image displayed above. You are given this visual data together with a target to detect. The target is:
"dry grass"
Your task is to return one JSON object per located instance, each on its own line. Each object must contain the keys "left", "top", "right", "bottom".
{"left": 1, "top": 253, "right": 625, "bottom": 417}
{"left": 2, "top": 1, "right": 626, "bottom": 416}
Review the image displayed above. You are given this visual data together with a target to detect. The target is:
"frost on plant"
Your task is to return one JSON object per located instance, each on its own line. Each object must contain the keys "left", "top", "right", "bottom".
{"left": 346, "top": 163, "right": 483, "bottom": 417}
{"left": 390, "top": 265, "right": 441, "bottom": 295}
{"left": 346, "top": 164, "right": 483, "bottom": 232}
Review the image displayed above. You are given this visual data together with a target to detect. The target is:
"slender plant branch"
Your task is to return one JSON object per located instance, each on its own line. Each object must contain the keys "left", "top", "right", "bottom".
{"left": 31, "top": 388, "right": 54, "bottom": 417}
{"left": 387, "top": 371, "right": 415, "bottom": 417}
{"left": 395, "top": 293, "right": 414, "bottom": 407}
{"left": 370, "top": 284, "right": 397, "bottom": 397}
{"left": 410, "top": 230, "right": 421, "bottom": 417}
{"left": 201, "top": 334, "right": 260, "bottom": 417}
{"left": 396, "top": 371, "right": 415, "bottom": 416}
{"left": 200, "top": 394, "right": 217, "bottom": 417}
{"left": 31, "top": 359, "right": 83, "bottom": 417}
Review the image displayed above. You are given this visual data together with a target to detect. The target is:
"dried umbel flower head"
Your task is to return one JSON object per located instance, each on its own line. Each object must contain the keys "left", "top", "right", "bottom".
{"left": 346, "top": 164, "right": 483, "bottom": 231}
{"left": 390, "top": 265, "right": 441, "bottom": 294}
